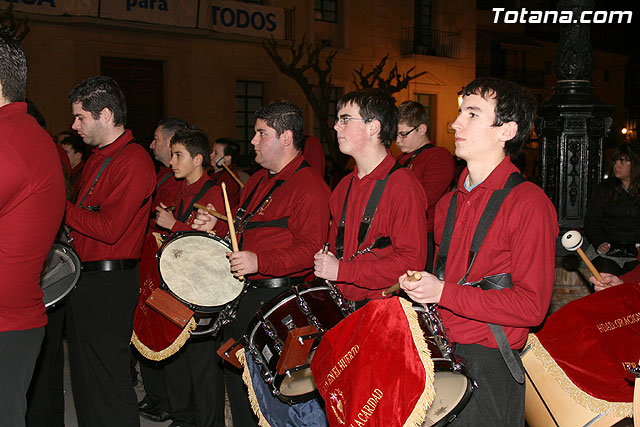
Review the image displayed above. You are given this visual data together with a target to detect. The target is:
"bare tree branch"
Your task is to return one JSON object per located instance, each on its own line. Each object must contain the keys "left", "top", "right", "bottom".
{"left": 0, "top": 5, "right": 30, "bottom": 42}
{"left": 353, "top": 54, "right": 428, "bottom": 95}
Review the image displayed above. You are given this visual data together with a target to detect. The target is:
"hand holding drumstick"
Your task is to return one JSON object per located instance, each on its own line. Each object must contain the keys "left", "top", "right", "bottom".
{"left": 221, "top": 183, "right": 255, "bottom": 281}
{"left": 398, "top": 270, "right": 444, "bottom": 304}
{"left": 382, "top": 272, "right": 422, "bottom": 296}
{"left": 560, "top": 230, "right": 616, "bottom": 291}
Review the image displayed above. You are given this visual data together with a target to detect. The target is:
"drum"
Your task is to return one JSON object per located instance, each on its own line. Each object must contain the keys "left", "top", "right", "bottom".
{"left": 157, "top": 231, "right": 245, "bottom": 336}
{"left": 414, "top": 305, "right": 474, "bottom": 427}
{"left": 246, "top": 283, "right": 348, "bottom": 404}
{"left": 40, "top": 242, "right": 80, "bottom": 308}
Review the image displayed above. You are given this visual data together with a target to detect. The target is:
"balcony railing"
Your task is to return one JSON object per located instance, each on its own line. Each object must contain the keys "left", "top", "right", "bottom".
{"left": 403, "top": 27, "right": 460, "bottom": 59}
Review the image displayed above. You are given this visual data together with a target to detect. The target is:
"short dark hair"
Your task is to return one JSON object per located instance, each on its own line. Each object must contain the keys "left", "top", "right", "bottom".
{"left": 397, "top": 100, "right": 429, "bottom": 127}
{"left": 462, "top": 77, "right": 536, "bottom": 157}
{"left": 68, "top": 76, "right": 127, "bottom": 126}
{"left": 60, "top": 134, "right": 88, "bottom": 160}
{"left": 157, "top": 117, "right": 190, "bottom": 138}
{"left": 0, "top": 29, "right": 27, "bottom": 102}
{"left": 255, "top": 100, "right": 304, "bottom": 151}
{"left": 170, "top": 128, "right": 211, "bottom": 169}
{"left": 215, "top": 137, "right": 240, "bottom": 163}
{"left": 337, "top": 88, "right": 398, "bottom": 148}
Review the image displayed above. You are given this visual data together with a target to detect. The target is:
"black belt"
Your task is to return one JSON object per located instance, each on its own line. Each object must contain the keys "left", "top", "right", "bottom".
{"left": 81, "top": 259, "right": 138, "bottom": 272}
{"left": 249, "top": 276, "right": 304, "bottom": 288}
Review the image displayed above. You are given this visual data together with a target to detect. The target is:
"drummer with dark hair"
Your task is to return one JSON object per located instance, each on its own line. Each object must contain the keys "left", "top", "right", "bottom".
{"left": 313, "top": 88, "right": 428, "bottom": 308}
{"left": 192, "top": 100, "right": 331, "bottom": 427}
{"left": 398, "top": 77, "right": 558, "bottom": 426}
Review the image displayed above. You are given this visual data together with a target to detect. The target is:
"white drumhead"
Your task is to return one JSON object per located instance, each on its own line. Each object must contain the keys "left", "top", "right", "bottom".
{"left": 425, "top": 371, "right": 469, "bottom": 424}
{"left": 159, "top": 234, "right": 243, "bottom": 308}
{"left": 279, "top": 350, "right": 318, "bottom": 397}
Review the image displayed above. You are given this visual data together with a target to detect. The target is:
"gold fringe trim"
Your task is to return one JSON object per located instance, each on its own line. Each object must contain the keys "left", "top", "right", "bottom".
{"left": 237, "top": 348, "right": 272, "bottom": 427}
{"left": 400, "top": 299, "right": 436, "bottom": 427}
{"left": 526, "top": 334, "right": 633, "bottom": 418}
{"left": 130, "top": 317, "right": 197, "bottom": 361}
{"left": 152, "top": 232, "right": 164, "bottom": 248}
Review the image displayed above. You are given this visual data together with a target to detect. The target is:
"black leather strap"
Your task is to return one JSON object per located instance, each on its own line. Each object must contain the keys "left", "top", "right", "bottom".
{"left": 249, "top": 276, "right": 304, "bottom": 288}
{"left": 177, "top": 180, "right": 216, "bottom": 223}
{"left": 402, "top": 143, "right": 433, "bottom": 166}
{"left": 81, "top": 259, "right": 138, "bottom": 272}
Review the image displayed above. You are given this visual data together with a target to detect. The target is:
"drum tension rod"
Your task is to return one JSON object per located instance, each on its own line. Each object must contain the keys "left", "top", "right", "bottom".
{"left": 296, "top": 332, "right": 324, "bottom": 345}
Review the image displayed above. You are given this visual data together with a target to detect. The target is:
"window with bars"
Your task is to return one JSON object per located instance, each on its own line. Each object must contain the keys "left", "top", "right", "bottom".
{"left": 315, "top": 0, "right": 337, "bottom": 23}
{"left": 414, "top": 93, "right": 436, "bottom": 141}
{"left": 236, "top": 81, "right": 264, "bottom": 156}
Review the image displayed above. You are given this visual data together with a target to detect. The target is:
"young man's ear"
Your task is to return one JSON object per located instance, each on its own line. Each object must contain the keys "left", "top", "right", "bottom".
{"left": 194, "top": 153, "right": 203, "bottom": 167}
{"left": 499, "top": 122, "right": 518, "bottom": 144}
{"left": 99, "top": 107, "right": 113, "bottom": 124}
{"left": 368, "top": 119, "right": 381, "bottom": 137}
{"left": 280, "top": 130, "right": 294, "bottom": 147}
{"left": 223, "top": 154, "right": 232, "bottom": 166}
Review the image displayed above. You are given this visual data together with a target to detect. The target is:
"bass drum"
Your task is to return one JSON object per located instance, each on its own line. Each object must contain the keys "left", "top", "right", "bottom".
{"left": 40, "top": 242, "right": 80, "bottom": 308}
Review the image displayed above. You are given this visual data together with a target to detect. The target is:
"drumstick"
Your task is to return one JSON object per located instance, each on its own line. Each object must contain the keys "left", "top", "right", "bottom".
{"left": 561, "top": 230, "right": 603, "bottom": 282}
{"left": 193, "top": 203, "right": 228, "bottom": 221}
{"left": 382, "top": 272, "right": 422, "bottom": 297}
{"left": 221, "top": 183, "right": 243, "bottom": 281}
{"left": 216, "top": 157, "right": 245, "bottom": 189}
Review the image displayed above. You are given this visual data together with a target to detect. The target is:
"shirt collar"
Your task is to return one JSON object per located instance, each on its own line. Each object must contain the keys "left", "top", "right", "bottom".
{"left": 352, "top": 151, "right": 395, "bottom": 181}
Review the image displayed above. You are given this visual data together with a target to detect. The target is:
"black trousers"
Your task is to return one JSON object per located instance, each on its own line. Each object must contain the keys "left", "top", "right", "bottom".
{"left": 452, "top": 343, "right": 525, "bottom": 426}
{"left": 138, "top": 354, "right": 170, "bottom": 412}
{"left": 66, "top": 268, "right": 140, "bottom": 427}
{"left": 0, "top": 327, "right": 44, "bottom": 427}
{"left": 224, "top": 286, "right": 286, "bottom": 427}
{"left": 26, "top": 304, "right": 66, "bottom": 427}
{"left": 164, "top": 335, "right": 225, "bottom": 427}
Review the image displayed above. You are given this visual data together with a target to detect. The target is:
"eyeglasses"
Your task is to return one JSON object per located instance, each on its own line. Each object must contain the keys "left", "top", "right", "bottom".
{"left": 334, "top": 116, "right": 371, "bottom": 125}
{"left": 397, "top": 125, "right": 419, "bottom": 139}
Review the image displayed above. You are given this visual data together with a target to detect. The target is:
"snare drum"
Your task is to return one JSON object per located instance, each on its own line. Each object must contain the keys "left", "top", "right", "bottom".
{"left": 414, "top": 305, "right": 474, "bottom": 427}
{"left": 157, "top": 231, "right": 244, "bottom": 336}
{"left": 40, "top": 242, "right": 80, "bottom": 308}
{"left": 246, "top": 283, "right": 348, "bottom": 404}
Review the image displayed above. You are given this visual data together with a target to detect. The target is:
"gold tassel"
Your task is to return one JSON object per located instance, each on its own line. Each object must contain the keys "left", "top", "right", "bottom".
{"left": 526, "top": 334, "right": 633, "bottom": 418}
{"left": 400, "top": 298, "right": 436, "bottom": 427}
{"left": 237, "top": 348, "right": 272, "bottom": 427}
{"left": 130, "top": 317, "right": 197, "bottom": 361}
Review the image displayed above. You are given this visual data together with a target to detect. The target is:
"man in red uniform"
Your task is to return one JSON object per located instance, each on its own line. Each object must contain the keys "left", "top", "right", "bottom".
{"left": 399, "top": 78, "right": 558, "bottom": 426}
{"left": 397, "top": 101, "right": 455, "bottom": 272}
{"left": 0, "top": 29, "right": 65, "bottom": 427}
{"left": 314, "top": 89, "right": 428, "bottom": 307}
{"left": 136, "top": 117, "right": 190, "bottom": 423}
{"left": 208, "top": 137, "right": 242, "bottom": 208}
{"left": 59, "top": 134, "right": 88, "bottom": 197}
{"left": 64, "top": 76, "right": 156, "bottom": 427}
{"left": 303, "top": 134, "right": 326, "bottom": 177}
{"left": 193, "top": 100, "right": 331, "bottom": 427}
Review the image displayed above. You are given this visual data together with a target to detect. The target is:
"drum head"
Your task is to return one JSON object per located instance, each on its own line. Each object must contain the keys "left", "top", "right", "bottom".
{"left": 41, "top": 243, "right": 80, "bottom": 308}
{"left": 158, "top": 232, "right": 243, "bottom": 309}
{"left": 425, "top": 371, "right": 472, "bottom": 426}
{"left": 279, "top": 350, "right": 317, "bottom": 399}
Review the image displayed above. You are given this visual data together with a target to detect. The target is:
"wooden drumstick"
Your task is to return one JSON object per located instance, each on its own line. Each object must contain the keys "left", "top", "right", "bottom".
{"left": 221, "top": 183, "right": 243, "bottom": 281}
{"left": 216, "top": 157, "right": 245, "bottom": 189}
{"left": 382, "top": 272, "right": 422, "bottom": 297}
{"left": 561, "top": 230, "right": 603, "bottom": 282}
{"left": 193, "top": 203, "right": 227, "bottom": 221}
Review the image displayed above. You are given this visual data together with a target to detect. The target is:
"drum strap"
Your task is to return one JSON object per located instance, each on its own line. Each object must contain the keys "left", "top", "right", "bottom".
{"left": 156, "top": 171, "right": 173, "bottom": 190}
{"left": 234, "top": 160, "right": 310, "bottom": 249}
{"left": 402, "top": 143, "right": 433, "bottom": 167}
{"left": 335, "top": 161, "right": 403, "bottom": 260}
{"left": 176, "top": 180, "right": 216, "bottom": 223}
{"left": 434, "top": 171, "right": 526, "bottom": 384}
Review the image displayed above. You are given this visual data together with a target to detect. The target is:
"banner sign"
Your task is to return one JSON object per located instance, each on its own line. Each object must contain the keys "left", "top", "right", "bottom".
{"left": 100, "top": 0, "right": 197, "bottom": 27}
{"left": 204, "top": 1, "right": 285, "bottom": 39}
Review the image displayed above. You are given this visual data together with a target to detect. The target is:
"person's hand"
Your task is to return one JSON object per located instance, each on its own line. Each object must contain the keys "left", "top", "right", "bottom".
{"left": 597, "top": 242, "right": 611, "bottom": 254}
{"left": 191, "top": 203, "right": 218, "bottom": 231}
{"left": 314, "top": 249, "right": 339, "bottom": 281}
{"left": 588, "top": 272, "right": 623, "bottom": 292}
{"left": 227, "top": 251, "right": 258, "bottom": 277}
{"left": 399, "top": 270, "right": 444, "bottom": 304}
{"left": 155, "top": 202, "right": 176, "bottom": 230}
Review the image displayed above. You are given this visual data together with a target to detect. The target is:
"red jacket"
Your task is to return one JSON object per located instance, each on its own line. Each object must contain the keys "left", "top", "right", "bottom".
{"left": 0, "top": 102, "right": 66, "bottom": 331}
{"left": 168, "top": 173, "right": 223, "bottom": 233}
{"left": 214, "top": 154, "right": 330, "bottom": 279}
{"left": 328, "top": 153, "right": 428, "bottom": 301}
{"left": 209, "top": 168, "right": 241, "bottom": 208}
{"left": 435, "top": 158, "right": 558, "bottom": 350}
{"left": 65, "top": 130, "right": 156, "bottom": 262}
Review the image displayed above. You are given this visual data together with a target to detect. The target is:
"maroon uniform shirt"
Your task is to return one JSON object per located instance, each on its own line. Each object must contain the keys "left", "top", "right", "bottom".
{"left": 65, "top": 130, "right": 156, "bottom": 262}
{"left": 0, "top": 102, "right": 65, "bottom": 332}
{"left": 148, "top": 166, "right": 182, "bottom": 233}
{"left": 209, "top": 168, "right": 241, "bottom": 208}
{"left": 303, "top": 135, "right": 325, "bottom": 178}
{"left": 435, "top": 158, "right": 558, "bottom": 350}
{"left": 167, "top": 173, "right": 223, "bottom": 233}
{"left": 214, "top": 154, "right": 330, "bottom": 279}
{"left": 328, "top": 153, "right": 428, "bottom": 301}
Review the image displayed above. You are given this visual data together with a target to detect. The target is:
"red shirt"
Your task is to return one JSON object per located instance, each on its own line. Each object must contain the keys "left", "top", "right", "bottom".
{"left": 0, "top": 102, "right": 66, "bottom": 332}
{"left": 328, "top": 153, "right": 428, "bottom": 301}
{"left": 69, "top": 160, "right": 84, "bottom": 197}
{"left": 303, "top": 135, "right": 325, "bottom": 178}
{"left": 167, "top": 173, "right": 223, "bottom": 233}
{"left": 209, "top": 168, "right": 241, "bottom": 208}
{"left": 398, "top": 144, "right": 455, "bottom": 232}
{"left": 55, "top": 142, "right": 72, "bottom": 176}
{"left": 214, "top": 154, "right": 330, "bottom": 279}
{"left": 436, "top": 158, "right": 558, "bottom": 350}
{"left": 65, "top": 130, "right": 156, "bottom": 262}
{"left": 148, "top": 166, "right": 182, "bottom": 233}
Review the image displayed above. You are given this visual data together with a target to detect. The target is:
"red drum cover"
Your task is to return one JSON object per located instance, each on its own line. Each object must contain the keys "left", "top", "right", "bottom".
{"left": 131, "top": 233, "right": 195, "bottom": 360}
{"left": 527, "top": 282, "right": 639, "bottom": 418}
{"left": 310, "top": 297, "right": 435, "bottom": 427}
